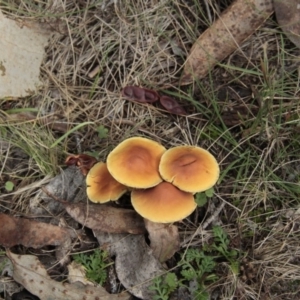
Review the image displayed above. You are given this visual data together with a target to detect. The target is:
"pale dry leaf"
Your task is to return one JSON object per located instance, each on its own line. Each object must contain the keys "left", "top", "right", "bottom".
{"left": 67, "top": 261, "right": 94, "bottom": 286}
{"left": 0, "top": 10, "right": 50, "bottom": 98}
{"left": 181, "top": 0, "right": 274, "bottom": 84}
{"left": 144, "top": 219, "right": 180, "bottom": 263}
{"left": 274, "top": 0, "right": 300, "bottom": 49}
{"left": 0, "top": 213, "right": 73, "bottom": 248}
{"left": 7, "top": 251, "right": 130, "bottom": 300}
{"left": 94, "top": 232, "right": 165, "bottom": 299}
{"left": 63, "top": 202, "right": 146, "bottom": 234}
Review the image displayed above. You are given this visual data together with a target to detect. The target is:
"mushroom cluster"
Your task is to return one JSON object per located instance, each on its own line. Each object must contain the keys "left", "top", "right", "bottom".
{"left": 86, "top": 137, "right": 219, "bottom": 223}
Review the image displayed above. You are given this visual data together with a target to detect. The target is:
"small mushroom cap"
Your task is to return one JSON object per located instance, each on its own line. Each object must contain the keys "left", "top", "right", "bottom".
{"left": 86, "top": 162, "right": 127, "bottom": 203}
{"left": 159, "top": 146, "right": 219, "bottom": 193}
{"left": 131, "top": 182, "right": 197, "bottom": 223}
{"left": 107, "top": 137, "right": 166, "bottom": 188}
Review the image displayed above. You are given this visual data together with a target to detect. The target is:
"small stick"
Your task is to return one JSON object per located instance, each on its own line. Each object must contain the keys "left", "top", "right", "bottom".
{"left": 88, "top": 65, "right": 101, "bottom": 78}
{"left": 41, "top": 187, "right": 67, "bottom": 205}
{"left": 180, "top": 201, "right": 226, "bottom": 247}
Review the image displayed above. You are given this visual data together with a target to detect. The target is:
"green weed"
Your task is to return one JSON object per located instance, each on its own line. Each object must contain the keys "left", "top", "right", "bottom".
{"left": 4, "top": 181, "right": 14, "bottom": 192}
{"left": 195, "top": 188, "right": 214, "bottom": 207}
{"left": 72, "top": 249, "right": 113, "bottom": 286}
{"left": 149, "top": 226, "right": 239, "bottom": 300}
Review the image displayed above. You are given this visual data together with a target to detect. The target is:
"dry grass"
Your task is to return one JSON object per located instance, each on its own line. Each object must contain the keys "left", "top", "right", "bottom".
{"left": 1, "top": 0, "right": 300, "bottom": 299}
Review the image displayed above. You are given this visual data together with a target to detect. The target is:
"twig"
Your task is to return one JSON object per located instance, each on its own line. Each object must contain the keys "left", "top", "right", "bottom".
{"left": 41, "top": 187, "right": 67, "bottom": 204}
{"left": 180, "top": 201, "right": 226, "bottom": 247}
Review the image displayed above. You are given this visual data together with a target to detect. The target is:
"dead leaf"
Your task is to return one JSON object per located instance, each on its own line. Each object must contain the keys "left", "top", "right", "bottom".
{"left": 274, "top": 0, "right": 300, "bottom": 49}
{"left": 94, "top": 232, "right": 165, "bottom": 299}
{"left": 0, "top": 213, "right": 73, "bottom": 248}
{"left": 181, "top": 0, "right": 274, "bottom": 84}
{"left": 31, "top": 166, "right": 85, "bottom": 217}
{"left": 60, "top": 200, "right": 146, "bottom": 234}
{"left": 65, "top": 154, "right": 98, "bottom": 176}
{"left": 144, "top": 219, "right": 180, "bottom": 263}
{"left": 67, "top": 261, "right": 94, "bottom": 285}
{"left": 0, "top": 10, "right": 51, "bottom": 97}
{"left": 7, "top": 251, "right": 130, "bottom": 300}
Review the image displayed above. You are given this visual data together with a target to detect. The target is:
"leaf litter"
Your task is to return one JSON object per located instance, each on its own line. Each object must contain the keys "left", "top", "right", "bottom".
{"left": 0, "top": 213, "right": 74, "bottom": 248}
{"left": 6, "top": 251, "right": 130, "bottom": 300}
{"left": 42, "top": 187, "right": 146, "bottom": 235}
{"left": 144, "top": 219, "right": 180, "bottom": 263}
{"left": 4, "top": 165, "right": 162, "bottom": 299}
{"left": 94, "top": 232, "right": 165, "bottom": 300}
{"left": 1, "top": 1, "right": 294, "bottom": 299}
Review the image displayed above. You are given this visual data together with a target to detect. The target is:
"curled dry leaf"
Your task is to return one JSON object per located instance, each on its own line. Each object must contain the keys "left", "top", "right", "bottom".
{"left": 144, "top": 219, "right": 180, "bottom": 263}
{"left": 94, "top": 232, "right": 164, "bottom": 299}
{"left": 181, "top": 0, "right": 274, "bottom": 84}
{"left": 7, "top": 251, "right": 130, "bottom": 300}
{"left": 65, "top": 154, "right": 98, "bottom": 176}
{"left": 274, "top": 0, "right": 300, "bottom": 49}
{"left": 0, "top": 213, "right": 73, "bottom": 248}
{"left": 122, "top": 86, "right": 159, "bottom": 103}
{"left": 159, "top": 95, "right": 187, "bottom": 116}
{"left": 60, "top": 200, "right": 146, "bottom": 234}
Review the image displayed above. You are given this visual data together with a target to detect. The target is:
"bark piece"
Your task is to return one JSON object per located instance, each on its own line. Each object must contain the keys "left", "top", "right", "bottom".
{"left": 0, "top": 11, "right": 50, "bottom": 97}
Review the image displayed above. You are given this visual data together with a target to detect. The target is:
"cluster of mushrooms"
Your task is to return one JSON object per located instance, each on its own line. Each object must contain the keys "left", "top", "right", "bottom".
{"left": 86, "top": 137, "right": 220, "bottom": 223}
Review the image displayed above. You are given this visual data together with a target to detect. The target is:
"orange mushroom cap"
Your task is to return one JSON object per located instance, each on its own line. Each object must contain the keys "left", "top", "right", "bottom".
{"left": 131, "top": 182, "right": 197, "bottom": 223}
{"left": 86, "top": 162, "right": 127, "bottom": 203}
{"left": 107, "top": 137, "right": 166, "bottom": 188}
{"left": 159, "top": 145, "right": 219, "bottom": 193}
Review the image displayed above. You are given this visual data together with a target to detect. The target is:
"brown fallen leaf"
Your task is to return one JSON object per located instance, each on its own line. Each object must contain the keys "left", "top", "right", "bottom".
{"left": 64, "top": 202, "right": 146, "bottom": 234}
{"left": 42, "top": 188, "right": 146, "bottom": 234}
{"left": 181, "top": 0, "right": 274, "bottom": 85}
{"left": 94, "top": 232, "right": 165, "bottom": 299}
{"left": 144, "top": 219, "right": 180, "bottom": 263}
{"left": 0, "top": 213, "right": 73, "bottom": 248}
{"left": 7, "top": 251, "right": 130, "bottom": 300}
{"left": 65, "top": 154, "right": 98, "bottom": 176}
{"left": 274, "top": 0, "right": 300, "bottom": 49}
